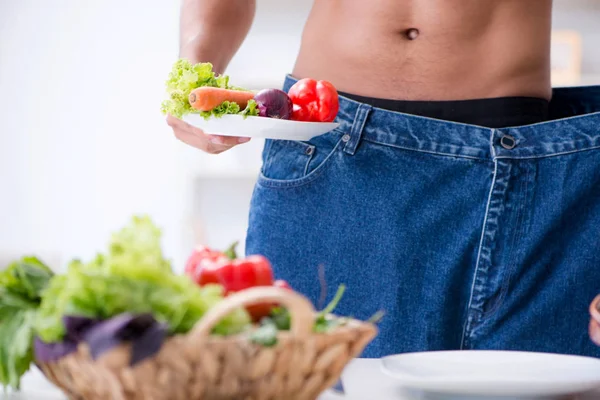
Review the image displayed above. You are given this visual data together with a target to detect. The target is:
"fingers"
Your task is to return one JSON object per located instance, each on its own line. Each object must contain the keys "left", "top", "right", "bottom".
{"left": 166, "top": 114, "right": 251, "bottom": 154}
{"left": 173, "top": 129, "right": 233, "bottom": 154}
{"left": 205, "top": 134, "right": 251, "bottom": 146}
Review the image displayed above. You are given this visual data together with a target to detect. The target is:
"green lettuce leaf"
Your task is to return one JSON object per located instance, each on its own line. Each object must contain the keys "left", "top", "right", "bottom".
{"left": 0, "top": 309, "right": 37, "bottom": 391}
{"left": 198, "top": 99, "right": 260, "bottom": 120}
{"left": 0, "top": 257, "right": 53, "bottom": 302}
{"left": 239, "top": 99, "right": 259, "bottom": 118}
{"left": 199, "top": 100, "right": 240, "bottom": 120}
{"left": 160, "top": 58, "right": 257, "bottom": 119}
{"left": 0, "top": 257, "right": 53, "bottom": 390}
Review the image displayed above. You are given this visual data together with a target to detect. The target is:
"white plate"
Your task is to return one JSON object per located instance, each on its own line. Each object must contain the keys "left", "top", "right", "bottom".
{"left": 380, "top": 350, "right": 600, "bottom": 397}
{"left": 182, "top": 114, "right": 339, "bottom": 141}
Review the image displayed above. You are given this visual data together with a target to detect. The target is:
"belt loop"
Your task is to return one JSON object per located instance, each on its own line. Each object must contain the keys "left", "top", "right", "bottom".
{"left": 343, "top": 104, "right": 372, "bottom": 155}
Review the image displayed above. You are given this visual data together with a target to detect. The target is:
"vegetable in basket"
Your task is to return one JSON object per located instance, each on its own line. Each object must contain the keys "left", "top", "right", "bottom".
{"left": 0, "top": 257, "right": 53, "bottom": 390}
{"left": 183, "top": 242, "right": 382, "bottom": 339}
{"left": 185, "top": 242, "right": 292, "bottom": 322}
{"left": 1, "top": 215, "right": 382, "bottom": 395}
{"left": 0, "top": 216, "right": 250, "bottom": 391}
{"left": 35, "top": 216, "right": 249, "bottom": 344}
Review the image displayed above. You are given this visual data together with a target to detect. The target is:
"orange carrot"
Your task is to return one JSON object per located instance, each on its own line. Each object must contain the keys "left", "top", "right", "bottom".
{"left": 188, "top": 87, "right": 255, "bottom": 111}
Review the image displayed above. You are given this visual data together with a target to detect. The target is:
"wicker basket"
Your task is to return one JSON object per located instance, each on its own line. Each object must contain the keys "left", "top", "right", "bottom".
{"left": 37, "top": 287, "right": 378, "bottom": 400}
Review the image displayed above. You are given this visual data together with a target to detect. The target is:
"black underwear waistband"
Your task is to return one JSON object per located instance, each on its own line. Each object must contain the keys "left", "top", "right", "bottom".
{"left": 338, "top": 91, "right": 550, "bottom": 128}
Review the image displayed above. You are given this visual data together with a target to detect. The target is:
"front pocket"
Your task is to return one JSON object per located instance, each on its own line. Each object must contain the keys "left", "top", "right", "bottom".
{"left": 259, "top": 129, "right": 345, "bottom": 188}
{"left": 261, "top": 139, "right": 315, "bottom": 181}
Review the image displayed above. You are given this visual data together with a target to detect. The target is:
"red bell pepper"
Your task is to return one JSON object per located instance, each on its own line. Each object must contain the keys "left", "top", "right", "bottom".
{"left": 288, "top": 78, "right": 339, "bottom": 123}
{"left": 215, "top": 255, "right": 274, "bottom": 294}
{"left": 185, "top": 243, "right": 290, "bottom": 322}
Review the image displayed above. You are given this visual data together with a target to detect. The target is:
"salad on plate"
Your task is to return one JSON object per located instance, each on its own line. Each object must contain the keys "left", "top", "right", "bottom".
{"left": 161, "top": 59, "right": 341, "bottom": 140}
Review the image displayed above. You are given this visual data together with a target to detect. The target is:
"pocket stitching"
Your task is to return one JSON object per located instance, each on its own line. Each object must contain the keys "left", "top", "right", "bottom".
{"left": 257, "top": 136, "right": 344, "bottom": 189}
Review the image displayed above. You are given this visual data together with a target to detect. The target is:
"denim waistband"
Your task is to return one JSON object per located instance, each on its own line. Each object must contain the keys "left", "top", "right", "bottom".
{"left": 283, "top": 75, "right": 600, "bottom": 161}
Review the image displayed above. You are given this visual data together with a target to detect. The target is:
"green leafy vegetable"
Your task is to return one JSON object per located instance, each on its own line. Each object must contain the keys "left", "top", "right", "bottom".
{"left": 197, "top": 99, "right": 259, "bottom": 120}
{"left": 160, "top": 59, "right": 224, "bottom": 118}
{"left": 0, "top": 257, "right": 53, "bottom": 303}
{"left": 107, "top": 214, "right": 172, "bottom": 274}
{"left": 35, "top": 215, "right": 250, "bottom": 343}
{"left": 257, "top": 284, "right": 350, "bottom": 340}
{"left": 0, "top": 309, "right": 37, "bottom": 391}
{"left": 239, "top": 99, "right": 259, "bottom": 118}
{"left": 270, "top": 307, "right": 291, "bottom": 331}
{"left": 160, "top": 59, "right": 259, "bottom": 119}
{"left": 0, "top": 257, "right": 54, "bottom": 390}
{"left": 249, "top": 322, "right": 279, "bottom": 347}
{"left": 312, "top": 284, "right": 347, "bottom": 332}
{"left": 199, "top": 100, "right": 240, "bottom": 120}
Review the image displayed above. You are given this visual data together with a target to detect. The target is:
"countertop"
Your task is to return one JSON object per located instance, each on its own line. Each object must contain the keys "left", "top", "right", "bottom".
{"left": 3, "top": 359, "right": 600, "bottom": 400}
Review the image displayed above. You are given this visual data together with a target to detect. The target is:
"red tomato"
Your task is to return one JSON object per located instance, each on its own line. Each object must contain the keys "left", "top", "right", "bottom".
{"left": 184, "top": 246, "right": 228, "bottom": 286}
{"left": 288, "top": 78, "right": 339, "bottom": 122}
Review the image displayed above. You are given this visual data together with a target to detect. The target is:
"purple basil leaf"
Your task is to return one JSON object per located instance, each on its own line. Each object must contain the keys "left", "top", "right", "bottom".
{"left": 83, "top": 313, "right": 163, "bottom": 362}
{"left": 85, "top": 329, "right": 122, "bottom": 360}
{"left": 34, "top": 337, "right": 78, "bottom": 363}
{"left": 116, "top": 314, "right": 155, "bottom": 341}
{"left": 63, "top": 315, "right": 100, "bottom": 342}
{"left": 130, "top": 323, "right": 167, "bottom": 365}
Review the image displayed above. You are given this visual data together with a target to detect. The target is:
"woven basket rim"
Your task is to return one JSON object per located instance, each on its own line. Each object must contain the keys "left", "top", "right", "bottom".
{"left": 36, "top": 288, "right": 378, "bottom": 364}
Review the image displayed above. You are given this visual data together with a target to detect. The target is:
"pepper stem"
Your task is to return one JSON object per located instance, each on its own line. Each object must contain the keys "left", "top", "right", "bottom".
{"left": 223, "top": 241, "right": 239, "bottom": 260}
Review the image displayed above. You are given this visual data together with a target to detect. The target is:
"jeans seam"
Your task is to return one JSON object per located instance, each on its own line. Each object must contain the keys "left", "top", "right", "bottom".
{"left": 482, "top": 162, "right": 528, "bottom": 319}
{"left": 461, "top": 159, "right": 498, "bottom": 349}
{"left": 362, "top": 138, "right": 489, "bottom": 162}
{"left": 489, "top": 129, "right": 497, "bottom": 159}
{"left": 496, "top": 144, "right": 600, "bottom": 160}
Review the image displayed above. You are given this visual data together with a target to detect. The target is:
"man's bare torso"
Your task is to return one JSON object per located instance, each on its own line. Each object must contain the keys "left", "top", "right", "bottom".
{"left": 293, "top": 0, "right": 553, "bottom": 101}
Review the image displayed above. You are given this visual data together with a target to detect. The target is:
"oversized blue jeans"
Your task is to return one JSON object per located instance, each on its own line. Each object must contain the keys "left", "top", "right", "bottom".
{"left": 246, "top": 76, "right": 600, "bottom": 359}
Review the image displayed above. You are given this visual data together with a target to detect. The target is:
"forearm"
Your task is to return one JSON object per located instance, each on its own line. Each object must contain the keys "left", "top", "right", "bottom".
{"left": 179, "top": 0, "right": 256, "bottom": 74}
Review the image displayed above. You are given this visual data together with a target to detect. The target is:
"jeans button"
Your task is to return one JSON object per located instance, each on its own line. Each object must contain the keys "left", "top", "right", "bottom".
{"left": 342, "top": 134, "right": 351, "bottom": 143}
{"left": 500, "top": 134, "right": 516, "bottom": 150}
{"left": 305, "top": 146, "right": 314, "bottom": 155}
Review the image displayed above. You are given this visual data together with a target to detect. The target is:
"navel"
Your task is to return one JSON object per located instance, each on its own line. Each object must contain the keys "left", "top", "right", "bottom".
{"left": 405, "top": 28, "right": 420, "bottom": 40}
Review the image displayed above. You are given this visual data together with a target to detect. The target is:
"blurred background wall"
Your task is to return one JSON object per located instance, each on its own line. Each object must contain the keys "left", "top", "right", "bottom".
{"left": 0, "top": 0, "right": 599, "bottom": 272}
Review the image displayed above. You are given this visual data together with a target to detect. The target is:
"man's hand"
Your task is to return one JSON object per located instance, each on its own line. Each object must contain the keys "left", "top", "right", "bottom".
{"left": 167, "top": 0, "right": 256, "bottom": 154}
{"left": 166, "top": 115, "right": 250, "bottom": 154}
